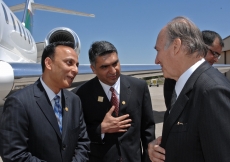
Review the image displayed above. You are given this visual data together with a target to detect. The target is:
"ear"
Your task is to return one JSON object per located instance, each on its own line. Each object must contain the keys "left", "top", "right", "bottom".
{"left": 44, "top": 57, "right": 52, "bottom": 70}
{"left": 90, "top": 64, "right": 96, "bottom": 74}
{"left": 173, "top": 38, "right": 181, "bottom": 55}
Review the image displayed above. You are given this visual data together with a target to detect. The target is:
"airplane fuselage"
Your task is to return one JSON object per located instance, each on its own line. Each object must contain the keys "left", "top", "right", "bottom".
{"left": 0, "top": 0, "right": 37, "bottom": 63}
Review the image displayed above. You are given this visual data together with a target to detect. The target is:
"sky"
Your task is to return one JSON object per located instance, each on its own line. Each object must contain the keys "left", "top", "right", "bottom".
{"left": 5, "top": 0, "right": 230, "bottom": 65}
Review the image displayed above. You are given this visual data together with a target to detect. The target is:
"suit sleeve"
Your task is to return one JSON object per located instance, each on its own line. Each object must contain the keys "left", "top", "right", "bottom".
{"left": 141, "top": 82, "right": 156, "bottom": 161}
{"left": 72, "top": 100, "right": 90, "bottom": 162}
{"left": 199, "top": 85, "right": 230, "bottom": 161}
{"left": 0, "top": 96, "right": 45, "bottom": 162}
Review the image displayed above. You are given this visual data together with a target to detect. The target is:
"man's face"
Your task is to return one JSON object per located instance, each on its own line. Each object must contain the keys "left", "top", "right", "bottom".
{"left": 47, "top": 45, "right": 79, "bottom": 91}
{"left": 205, "top": 38, "right": 222, "bottom": 65}
{"left": 155, "top": 28, "right": 176, "bottom": 79}
{"left": 91, "top": 52, "right": 121, "bottom": 86}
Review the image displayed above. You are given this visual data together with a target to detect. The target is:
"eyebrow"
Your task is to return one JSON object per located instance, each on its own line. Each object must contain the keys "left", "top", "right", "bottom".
{"left": 99, "top": 59, "right": 119, "bottom": 68}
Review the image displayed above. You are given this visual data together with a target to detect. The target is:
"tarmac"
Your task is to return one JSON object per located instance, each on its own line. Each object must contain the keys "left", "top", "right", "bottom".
{"left": 0, "top": 84, "right": 165, "bottom": 161}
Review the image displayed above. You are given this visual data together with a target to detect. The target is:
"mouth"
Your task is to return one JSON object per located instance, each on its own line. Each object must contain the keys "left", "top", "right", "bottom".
{"left": 108, "top": 75, "right": 117, "bottom": 80}
{"left": 67, "top": 76, "right": 74, "bottom": 82}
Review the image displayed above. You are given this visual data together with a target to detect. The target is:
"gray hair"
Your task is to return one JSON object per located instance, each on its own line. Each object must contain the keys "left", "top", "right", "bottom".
{"left": 165, "top": 16, "right": 207, "bottom": 57}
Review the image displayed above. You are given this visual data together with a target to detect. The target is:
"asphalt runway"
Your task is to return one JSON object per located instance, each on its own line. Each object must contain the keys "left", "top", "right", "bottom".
{"left": 0, "top": 84, "right": 165, "bottom": 161}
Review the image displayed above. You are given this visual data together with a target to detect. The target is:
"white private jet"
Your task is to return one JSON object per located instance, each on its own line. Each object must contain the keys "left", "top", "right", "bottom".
{"left": 0, "top": 0, "right": 230, "bottom": 107}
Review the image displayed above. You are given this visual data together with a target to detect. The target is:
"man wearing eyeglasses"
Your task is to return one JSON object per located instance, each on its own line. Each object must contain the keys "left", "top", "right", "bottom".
{"left": 203, "top": 30, "right": 224, "bottom": 65}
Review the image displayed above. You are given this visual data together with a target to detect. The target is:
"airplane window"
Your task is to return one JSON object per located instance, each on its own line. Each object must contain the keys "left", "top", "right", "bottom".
{"left": 10, "top": 14, "right": 16, "bottom": 30}
{"left": 1, "top": 4, "right": 9, "bottom": 24}
{"left": 21, "top": 25, "right": 27, "bottom": 40}
{"left": 17, "top": 21, "right": 22, "bottom": 36}
{"left": 26, "top": 31, "right": 30, "bottom": 44}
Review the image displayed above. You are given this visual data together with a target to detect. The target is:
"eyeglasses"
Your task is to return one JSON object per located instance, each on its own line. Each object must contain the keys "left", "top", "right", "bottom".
{"left": 209, "top": 48, "right": 221, "bottom": 59}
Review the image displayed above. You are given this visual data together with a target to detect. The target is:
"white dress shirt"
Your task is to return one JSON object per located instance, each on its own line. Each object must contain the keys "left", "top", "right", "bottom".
{"left": 175, "top": 58, "right": 205, "bottom": 98}
{"left": 40, "top": 77, "right": 62, "bottom": 109}
{"left": 98, "top": 77, "right": 120, "bottom": 139}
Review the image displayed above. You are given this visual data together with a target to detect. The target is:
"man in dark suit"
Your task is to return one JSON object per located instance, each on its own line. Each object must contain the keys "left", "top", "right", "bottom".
{"left": 164, "top": 30, "right": 225, "bottom": 110}
{"left": 72, "top": 41, "right": 155, "bottom": 162}
{"left": 148, "top": 16, "right": 230, "bottom": 162}
{"left": 0, "top": 42, "right": 90, "bottom": 162}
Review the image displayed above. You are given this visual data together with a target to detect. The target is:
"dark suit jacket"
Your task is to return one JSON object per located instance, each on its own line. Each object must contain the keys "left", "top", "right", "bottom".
{"left": 161, "top": 61, "right": 230, "bottom": 162}
{"left": 163, "top": 78, "right": 176, "bottom": 110}
{"left": 72, "top": 75, "right": 155, "bottom": 162}
{"left": 0, "top": 79, "right": 90, "bottom": 162}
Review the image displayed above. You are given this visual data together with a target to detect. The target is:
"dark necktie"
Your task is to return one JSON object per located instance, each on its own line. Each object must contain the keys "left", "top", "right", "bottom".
{"left": 110, "top": 87, "right": 119, "bottom": 116}
{"left": 53, "top": 95, "right": 62, "bottom": 133}
{"left": 170, "top": 89, "right": 177, "bottom": 113}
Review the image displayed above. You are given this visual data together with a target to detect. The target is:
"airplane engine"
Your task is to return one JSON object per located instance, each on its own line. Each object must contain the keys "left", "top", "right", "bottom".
{"left": 0, "top": 61, "right": 14, "bottom": 106}
{"left": 44, "top": 27, "right": 81, "bottom": 55}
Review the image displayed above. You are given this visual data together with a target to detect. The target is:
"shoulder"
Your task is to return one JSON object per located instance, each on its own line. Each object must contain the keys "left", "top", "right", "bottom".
{"left": 72, "top": 77, "right": 97, "bottom": 94}
{"left": 120, "top": 75, "right": 146, "bottom": 86}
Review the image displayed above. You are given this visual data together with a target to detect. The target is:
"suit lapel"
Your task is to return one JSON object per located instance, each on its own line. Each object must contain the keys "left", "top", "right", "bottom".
{"left": 93, "top": 77, "right": 111, "bottom": 113}
{"left": 119, "top": 75, "right": 131, "bottom": 115}
{"left": 161, "top": 61, "right": 211, "bottom": 148}
{"left": 61, "top": 90, "right": 69, "bottom": 140}
{"left": 34, "top": 80, "right": 62, "bottom": 139}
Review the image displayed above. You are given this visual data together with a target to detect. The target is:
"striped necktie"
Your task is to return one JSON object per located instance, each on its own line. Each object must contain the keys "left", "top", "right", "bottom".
{"left": 53, "top": 95, "right": 62, "bottom": 133}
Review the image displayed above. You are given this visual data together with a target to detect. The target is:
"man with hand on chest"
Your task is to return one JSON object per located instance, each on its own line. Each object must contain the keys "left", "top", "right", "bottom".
{"left": 72, "top": 41, "right": 155, "bottom": 162}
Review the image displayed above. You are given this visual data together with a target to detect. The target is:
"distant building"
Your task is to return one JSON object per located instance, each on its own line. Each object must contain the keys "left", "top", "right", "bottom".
{"left": 217, "top": 35, "right": 230, "bottom": 80}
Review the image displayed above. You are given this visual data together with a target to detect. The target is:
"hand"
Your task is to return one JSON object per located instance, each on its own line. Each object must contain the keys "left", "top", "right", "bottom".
{"left": 101, "top": 106, "right": 132, "bottom": 133}
{"left": 148, "top": 136, "right": 165, "bottom": 162}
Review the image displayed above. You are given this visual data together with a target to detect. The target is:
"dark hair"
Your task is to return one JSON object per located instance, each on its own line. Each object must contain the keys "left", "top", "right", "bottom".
{"left": 41, "top": 41, "right": 74, "bottom": 72}
{"left": 89, "top": 41, "right": 118, "bottom": 66}
{"left": 202, "top": 30, "right": 224, "bottom": 47}
{"left": 165, "top": 16, "right": 207, "bottom": 57}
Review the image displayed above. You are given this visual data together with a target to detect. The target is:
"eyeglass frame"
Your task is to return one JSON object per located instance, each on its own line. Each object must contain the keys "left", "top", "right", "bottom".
{"left": 208, "top": 48, "right": 221, "bottom": 59}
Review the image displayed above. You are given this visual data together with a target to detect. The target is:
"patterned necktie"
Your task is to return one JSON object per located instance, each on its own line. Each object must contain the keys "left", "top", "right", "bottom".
{"left": 170, "top": 89, "right": 177, "bottom": 113}
{"left": 53, "top": 95, "right": 62, "bottom": 133}
{"left": 110, "top": 87, "right": 119, "bottom": 116}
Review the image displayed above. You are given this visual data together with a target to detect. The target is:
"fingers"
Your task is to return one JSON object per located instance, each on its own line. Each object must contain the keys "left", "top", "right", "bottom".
{"left": 108, "top": 106, "right": 115, "bottom": 115}
{"left": 148, "top": 139, "right": 165, "bottom": 162}
{"left": 117, "top": 114, "right": 130, "bottom": 121}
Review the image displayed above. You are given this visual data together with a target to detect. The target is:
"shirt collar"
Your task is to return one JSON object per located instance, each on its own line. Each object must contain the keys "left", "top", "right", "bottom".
{"left": 175, "top": 58, "right": 205, "bottom": 97}
{"left": 40, "top": 77, "right": 62, "bottom": 101}
{"left": 99, "top": 77, "right": 120, "bottom": 96}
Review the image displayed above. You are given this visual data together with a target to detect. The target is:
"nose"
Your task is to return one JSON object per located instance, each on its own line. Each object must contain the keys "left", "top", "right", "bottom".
{"left": 214, "top": 57, "right": 218, "bottom": 62}
{"left": 72, "top": 65, "right": 78, "bottom": 75}
{"left": 109, "top": 66, "right": 116, "bottom": 74}
{"left": 155, "top": 54, "right": 160, "bottom": 64}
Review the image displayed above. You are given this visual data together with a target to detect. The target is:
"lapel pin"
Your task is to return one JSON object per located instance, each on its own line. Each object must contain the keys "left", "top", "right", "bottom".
{"left": 122, "top": 101, "right": 126, "bottom": 105}
{"left": 65, "top": 107, "right": 68, "bottom": 112}
{"left": 98, "top": 96, "right": 104, "bottom": 102}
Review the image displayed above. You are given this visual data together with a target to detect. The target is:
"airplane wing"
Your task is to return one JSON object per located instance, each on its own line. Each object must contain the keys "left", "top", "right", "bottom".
{"left": 9, "top": 3, "right": 25, "bottom": 12}
{"left": 1, "top": 61, "right": 230, "bottom": 106}
{"left": 9, "top": 3, "right": 95, "bottom": 17}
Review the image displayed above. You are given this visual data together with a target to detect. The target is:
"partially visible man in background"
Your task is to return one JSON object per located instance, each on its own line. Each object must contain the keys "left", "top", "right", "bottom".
{"left": 73, "top": 41, "right": 155, "bottom": 162}
{"left": 0, "top": 42, "right": 90, "bottom": 162}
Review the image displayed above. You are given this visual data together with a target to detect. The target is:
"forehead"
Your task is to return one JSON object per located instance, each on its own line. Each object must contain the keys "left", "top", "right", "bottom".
{"left": 155, "top": 28, "right": 167, "bottom": 48}
{"left": 55, "top": 45, "right": 78, "bottom": 59}
{"left": 210, "top": 38, "right": 222, "bottom": 53}
{"left": 95, "top": 52, "right": 118, "bottom": 63}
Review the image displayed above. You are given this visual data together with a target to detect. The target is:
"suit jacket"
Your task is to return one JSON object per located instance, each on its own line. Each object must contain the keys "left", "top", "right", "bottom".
{"left": 0, "top": 79, "right": 90, "bottom": 162}
{"left": 163, "top": 78, "right": 176, "bottom": 110}
{"left": 161, "top": 61, "right": 230, "bottom": 162}
{"left": 72, "top": 75, "right": 155, "bottom": 162}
